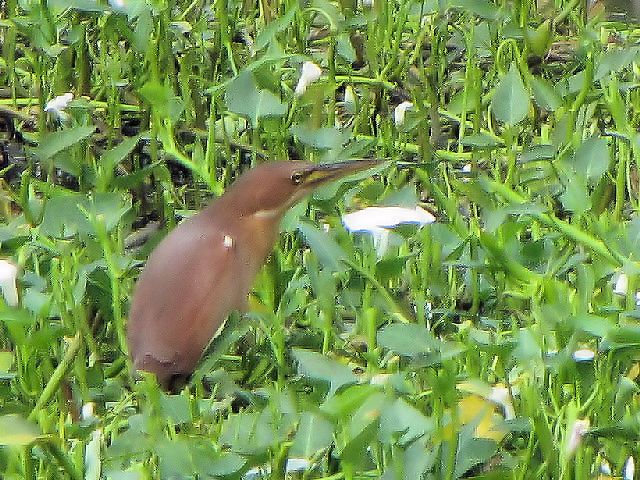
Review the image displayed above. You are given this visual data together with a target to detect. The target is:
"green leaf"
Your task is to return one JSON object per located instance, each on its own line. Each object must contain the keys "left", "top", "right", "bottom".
{"left": 34, "top": 125, "right": 96, "bottom": 161}
{"left": 255, "top": 3, "right": 299, "bottom": 50}
{"left": 571, "top": 314, "right": 614, "bottom": 338}
{"left": 290, "top": 124, "right": 351, "bottom": 150}
{"left": 448, "top": 0, "right": 501, "bottom": 19}
{"left": 49, "top": 0, "right": 106, "bottom": 12}
{"left": 139, "top": 81, "right": 184, "bottom": 122}
{"left": 0, "top": 414, "right": 41, "bottom": 446}
{"left": 379, "top": 398, "right": 434, "bottom": 445}
{"left": 460, "top": 132, "right": 504, "bottom": 149}
{"left": 292, "top": 348, "right": 358, "bottom": 396}
{"left": 160, "top": 394, "right": 191, "bottom": 424}
{"left": 573, "top": 136, "right": 610, "bottom": 183}
{"left": 225, "top": 70, "right": 286, "bottom": 127}
{"left": 530, "top": 76, "right": 562, "bottom": 111}
{"left": 491, "top": 64, "right": 530, "bottom": 125}
{"left": 156, "top": 438, "right": 194, "bottom": 478}
{"left": 39, "top": 192, "right": 130, "bottom": 238}
{"left": 377, "top": 323, "right": 438, "bottom": 356}
{"left": 290, "top": 412, "right": 334, "bottom": 457}
{"left": 308, "top": 0, "right": 345, "bottom": 32}
{"left": 559, "top": 174, "right": 590, "bottom": 213}
{"left": 101, "top": 135, "right": 141, "bottom": 172}
{"left": 192, "top": 447, "right": 245, "bottom": 477}
{"left": 595, "top": 46, "right": 640, "bottom": 80}
{"left": 454, "top": 435, "right": 498, "bottom": 478}
{"left": 297, "top": 221, "right": 349, "bottom": 273}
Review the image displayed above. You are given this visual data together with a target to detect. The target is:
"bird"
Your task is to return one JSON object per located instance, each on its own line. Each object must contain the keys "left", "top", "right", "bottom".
{"left": 127, "top": 159, "right": 381, "bottom": 388}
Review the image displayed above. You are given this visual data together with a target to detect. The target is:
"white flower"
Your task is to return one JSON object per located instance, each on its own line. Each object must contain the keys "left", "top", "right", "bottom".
{"left": 0, "top": 260, "right": 18, "bottom": 307}
{"left": 600, "top": 460, "right": 612, "bottom": 476}
{"left": 244, "top": 458, "right": 311, "bottom": 479}
{"left": 85, "top": 429, "right": 103, "bottom": 480}
{"left": 342, "top": 206, "right": 436, "bottom": 257}
{"left": 44, "top": 93, "right": 73, "bottom": 122}
{"left": 572, "top": 348, "right": 595, "bottom": 362}
{"left": 394, "top": 101, "right": 413, "bottom": 125}
{"left": 342, "top": 206, "right": 436, "bottom": 231}
{"left": 295, "top": 62, "right": 322, "bottom": 96}
{"left": 566, "top": 418, "right": 590, "bottom": 456}
{"left": 623, "top": 456, "right": 635, "bottom": 480}
{"left": 82, "top": 402, "right": 96, "bottom": 421}
{"left": 614, "top": 273, "right": 629, "bottom": 296}
{"left": 343, "top": 86, "right": 357, "bottom": 114}
{"left": 370, "top": 373, "right": 392, "bottom": 385}
{"left": 489, "top": 385, "right": 515, "bottom": 420}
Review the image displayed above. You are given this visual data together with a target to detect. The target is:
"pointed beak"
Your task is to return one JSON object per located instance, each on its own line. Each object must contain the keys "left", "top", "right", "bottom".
{"left": 305, "top": 159, "right": 384, "bottom": 187}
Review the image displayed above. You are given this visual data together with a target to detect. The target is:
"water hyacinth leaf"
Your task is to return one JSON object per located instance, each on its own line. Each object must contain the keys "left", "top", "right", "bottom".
{"left": 0, "top": 351, "right": 13, "bottom": 380}
{"left": 290, "top": 412, "right": 334, "bottom": 457}
{"left": 595, "top": 46, "right": 640, "bottom": 80}
{"left": 156, "top": 438, "right": 194, "bottom": 478}
{"left": 379, "top": 398, "right": 434, "bottom": 445}
{"left": 336, "top": 32, "right": 356, "bottom": 63}
{"left": 526, "top": 20, "right": 552, "bottom": 57}
{"left": 255, "top": 3, "right": 298, "bottom": 50}
{"left": 559, "top": 174, "right": 590, "bottom": 213}
{"left": 460, "top": 132, "right": 503, "bottom": 149}
{"left": 190, "top": 444, "right": 245, "bottom": 477}
{"left": 573, "top": 136, "right": 609, "bottom": 183}
{"left": 512, "top": 328, "right": 542, "bottom": 363}
{"left": 521, "top": 144, "right": 556, "bottom": 162}
{"left": 34, "top": 125, "right": 96, "bottom": 160}
{"left": 336, "top": 420, "right": 378, "bottom": 469}
{"left": 290, "top": 124, "right": 351, "bottom": 151}
{"left": 297, "top": 221, "right": 349, "bottom": 272}
{"left": 454, "top": 433, "right": 498, "bottom": 478}
{"left": 0, "top": 414, "right": 41, "bottom": 446}
{"left": 139, "top": 81, "right": 184, "bottom": 122}
{"left": 309, "top": 0, "right": 345, "bottom": 32}
{"left": 602, "top": 325, "right": 640, "bottom": 351}
{"left": 101, "top": 135, "right": 141, "bottom": 173}
{"left": 40, "top": 192, "right": 130, "bottom": 238}
{"left": 320, "top": 384, "right": 380, "bottom": 419}
{"left": 491, "top": 64, "right": 530, "bottom": 125}
{"left": 49, "top": 0, "right": 106, "bottom": 12}
{"left": 292, "top": 348, "right": 357, "bottom": 395}
{"left": 349, "top": 391, "right": 386, "bottom": 437}
{"left": 377, "top": 323, "right": 438, "bottom": 356}
{"left": 530, "top": 76, "right": 562, "bottom": 111}
{"left": 225, "top": 70, "right": 286, "bottom": 127}
{"left": 404, "top": 439, "right": 436, "bottom": 479}
{"left": 572, "top": 314, "right": 613, "bottom": 338}
{"left": 160, "top": 394, "right": 191, "bottom": 424}
{"left": 376, "top": 256, "right": 411, "bottom": 282}
{"left": 449, "top": 0, "right": 501, "bottom": 19}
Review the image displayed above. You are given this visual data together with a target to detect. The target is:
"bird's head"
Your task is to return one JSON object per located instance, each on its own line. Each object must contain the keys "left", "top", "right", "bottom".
{"left": 225, "top": 160, "right": 382, "bottom": 218}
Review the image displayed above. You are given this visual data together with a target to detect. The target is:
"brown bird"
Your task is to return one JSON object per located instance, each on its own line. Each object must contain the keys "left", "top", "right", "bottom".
{"left": 128, "top": 159, "right": 380, "bottom": 388}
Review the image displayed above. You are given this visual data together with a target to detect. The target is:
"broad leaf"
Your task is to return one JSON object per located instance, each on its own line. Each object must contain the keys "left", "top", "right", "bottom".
{"left": 492, "top": 64, "right": 530, "bottom": 125}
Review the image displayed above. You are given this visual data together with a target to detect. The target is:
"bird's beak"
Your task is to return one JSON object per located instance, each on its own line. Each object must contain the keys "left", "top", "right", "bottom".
{"left": 305, "top": 159, "right": 384, "bottom": 186}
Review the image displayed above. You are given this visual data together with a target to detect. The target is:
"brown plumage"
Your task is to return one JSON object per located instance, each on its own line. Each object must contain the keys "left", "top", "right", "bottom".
{"left": 127, "top": 160, "right": 380, "bottom": 387}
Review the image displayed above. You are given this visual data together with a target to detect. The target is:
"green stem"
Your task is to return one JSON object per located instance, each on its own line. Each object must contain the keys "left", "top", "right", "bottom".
{"left": 28, "top": 333, "right": 82, "bottom": 421}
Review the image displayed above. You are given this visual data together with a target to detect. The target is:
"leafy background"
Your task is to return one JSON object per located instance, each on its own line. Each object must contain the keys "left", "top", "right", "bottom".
{"left": 1, "top": 0, "right": 640, "bottom": 478}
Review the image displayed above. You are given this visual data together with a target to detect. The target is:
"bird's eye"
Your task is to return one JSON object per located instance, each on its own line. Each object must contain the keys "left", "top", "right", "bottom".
{"left": 291, "top": 171, "right": 304, "bottom": 185}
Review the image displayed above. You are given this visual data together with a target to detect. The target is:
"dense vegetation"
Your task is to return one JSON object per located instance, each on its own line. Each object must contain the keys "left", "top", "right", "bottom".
{"left": 1, "top": 0, "right": 640, "bottom": 478}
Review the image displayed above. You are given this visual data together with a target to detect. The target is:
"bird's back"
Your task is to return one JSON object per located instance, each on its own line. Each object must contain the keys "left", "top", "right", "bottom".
{"left": 128, "top": 209, "right": 251, "bottom": 385}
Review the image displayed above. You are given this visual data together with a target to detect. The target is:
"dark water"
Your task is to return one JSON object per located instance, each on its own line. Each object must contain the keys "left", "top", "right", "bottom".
{"left": 598, "top": 0, "right": 640, "bottom": 22}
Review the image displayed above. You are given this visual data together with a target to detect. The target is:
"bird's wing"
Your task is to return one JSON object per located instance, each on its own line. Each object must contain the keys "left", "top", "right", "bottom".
{"left": 128, "top": 217, "right": 242, "bottom": 376}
